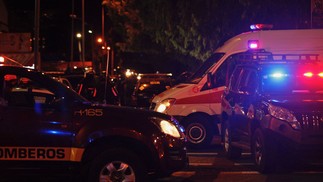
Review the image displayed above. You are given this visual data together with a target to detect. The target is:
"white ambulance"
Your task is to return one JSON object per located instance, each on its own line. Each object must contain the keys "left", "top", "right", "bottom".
{"left": 151, "top": 25, "right": 323, "bottom": 148}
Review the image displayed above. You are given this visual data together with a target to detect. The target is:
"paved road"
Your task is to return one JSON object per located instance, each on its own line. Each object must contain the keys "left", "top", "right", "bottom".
{"left": 2, "top": 145, "right": 323, "bottom": 182}
{"left": 156, "top": 145, "right": 323, "bottom": 182}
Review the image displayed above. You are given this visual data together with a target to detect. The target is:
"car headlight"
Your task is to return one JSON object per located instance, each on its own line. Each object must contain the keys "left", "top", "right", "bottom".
{"left": 268, "top": 104, "right": 300, "bottom": 130}
{"left": 160, "top": 120, "right": 181, "bottom": 138}
{"left": 155, "top": 98, "right": 176, "bottom": 113}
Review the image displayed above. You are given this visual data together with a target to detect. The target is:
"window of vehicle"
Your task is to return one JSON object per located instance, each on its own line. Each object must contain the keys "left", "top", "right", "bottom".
{"left": 201, "top": 53, "right": 242, "bottom": 90}
{"left": 213, "top": 55, "right": 240, "bottom": 88}
{"left": 189, "top": 53, "right": 224, "bottom": 83}
{"left": 237, "top": 69, "right": 258, "bottom": 95}
{"left": 230, "top": 67, "right": 258, "bottom": 95}
{"left": 229, "top": 67, "right": 242, "bottom": 92}
{"left": 3, "top": 74, "right": 55, "bottom": 107}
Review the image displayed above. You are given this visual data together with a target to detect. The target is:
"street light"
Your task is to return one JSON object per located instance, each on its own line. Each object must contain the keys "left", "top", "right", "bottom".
{"left": 97, "top": 37, "right": 103, "bottom": 44}
{"left": 76, "top": 33, "right": 83, "bottom": 66}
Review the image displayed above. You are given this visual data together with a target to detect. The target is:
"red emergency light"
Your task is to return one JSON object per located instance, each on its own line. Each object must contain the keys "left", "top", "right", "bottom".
{"left": 303, "top": 72, "right": 313, "bottom": 78}
{"left": 250, "top": 24, "right": 273, "bottom": 30}
{"left": 302, "top": 71, "right": 323, "bottom": 79}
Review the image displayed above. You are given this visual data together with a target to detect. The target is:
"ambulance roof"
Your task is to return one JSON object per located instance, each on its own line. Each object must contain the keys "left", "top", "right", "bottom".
{"left": 215, "top": 29, "right": 323, "bottom": 60}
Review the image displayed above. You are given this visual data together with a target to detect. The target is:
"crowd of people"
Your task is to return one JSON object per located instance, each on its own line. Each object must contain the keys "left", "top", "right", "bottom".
{"left": 75, "top": 70, "right": 137, "bottom": 106}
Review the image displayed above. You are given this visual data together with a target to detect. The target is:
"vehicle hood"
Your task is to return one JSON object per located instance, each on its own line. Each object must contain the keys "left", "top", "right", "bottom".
{"left": 79, "top": 102, "right": 177, "bottom": 126}
{"left": 73, "top": 103, "right": 184, "bottom": 144}
{"left": 152, "top": 83, "right": 193, "bottom": 103}
{"left": 266, "top": 94, "right": 323, "bottom": 112}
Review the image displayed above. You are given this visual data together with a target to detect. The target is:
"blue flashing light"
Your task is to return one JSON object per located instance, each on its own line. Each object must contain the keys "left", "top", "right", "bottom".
{"left": 263, "top": 71, "right": 289, "bottom": 80}
{"left": 41, "top": 129, "right": 72, "bottom": 136}
{"left": 270, "top": 73, "right": 288, "bottom": 78}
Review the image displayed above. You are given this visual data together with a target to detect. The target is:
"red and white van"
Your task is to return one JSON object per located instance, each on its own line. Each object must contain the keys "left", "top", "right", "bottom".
{"left": 151, "top": 25, "right": 323, "bottom": 148}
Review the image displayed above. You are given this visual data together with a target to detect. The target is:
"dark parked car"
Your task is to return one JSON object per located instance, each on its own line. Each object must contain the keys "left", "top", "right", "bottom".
{"left": 0, "top": 66, "right": 188, "bottom": 181}
{"left": 221, "top": 52, "right": 323, "bottom": 173}
{"left": 131, "top": 73, "right": 173, "bottom": 108}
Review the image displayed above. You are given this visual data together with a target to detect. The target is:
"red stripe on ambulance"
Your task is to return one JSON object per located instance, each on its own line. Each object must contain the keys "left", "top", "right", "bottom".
{"left": 175, "top": 90, "right": 224, "bottom": 104}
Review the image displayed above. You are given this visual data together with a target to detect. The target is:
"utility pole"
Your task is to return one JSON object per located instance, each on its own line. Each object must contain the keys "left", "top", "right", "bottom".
{"left": 70, "top": 0, "right": 76, "bottom": 68}
{"left": 82, "top": 0, "right": 85, "bottom": 68}
{"left": 34, "top": 0, "right": 40, "bottom": 70}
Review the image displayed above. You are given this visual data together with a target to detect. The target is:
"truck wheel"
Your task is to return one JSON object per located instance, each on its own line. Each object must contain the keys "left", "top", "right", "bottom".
{"left": 252, "top": 129, "right": 276, "bottom": 173}
{"left": 184, "top": 115, "right": 214, "bottom": 149}
{"left": 223, "top": 122, "right": 242, "bottom": 159}
{"left": 87, "top": 148, "right": 147, "bottom": 182}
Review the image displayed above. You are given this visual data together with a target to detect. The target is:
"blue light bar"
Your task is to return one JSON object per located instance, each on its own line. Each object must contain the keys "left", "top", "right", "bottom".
{"left": 270, "top": 73, "right": 288, "bottom": 78}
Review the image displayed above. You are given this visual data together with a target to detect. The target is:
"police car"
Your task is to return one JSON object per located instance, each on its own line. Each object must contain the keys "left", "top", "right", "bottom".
{"left": 221, "top": 51, "right": 323, "bottom": 173}
{"left": 0, "top": 66, "right": 188, "bottom": 181}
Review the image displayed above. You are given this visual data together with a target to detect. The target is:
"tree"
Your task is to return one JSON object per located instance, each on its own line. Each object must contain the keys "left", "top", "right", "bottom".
{"left": 103, "top": 0, "right": 310, "bottom": 73}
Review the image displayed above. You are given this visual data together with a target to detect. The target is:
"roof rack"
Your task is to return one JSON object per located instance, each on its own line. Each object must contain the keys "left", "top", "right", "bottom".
{"left": 237, "top": 50, "right": 320, "bottom": 64}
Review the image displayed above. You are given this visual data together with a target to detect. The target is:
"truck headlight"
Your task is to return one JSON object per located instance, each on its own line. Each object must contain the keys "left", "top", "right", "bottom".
{"left": 160, "top": 120, "right": 181, "bottom": 138}
{"left": 268, "top": 104, "right": 300, "bottom": 130}
{"left": 156, "top": 98, "right": 176, "bottom": 113}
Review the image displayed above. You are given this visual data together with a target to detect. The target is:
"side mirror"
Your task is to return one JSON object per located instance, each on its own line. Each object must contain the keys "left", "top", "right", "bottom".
{"left": 207, "top": 72, "right": 215, "bottom": 88}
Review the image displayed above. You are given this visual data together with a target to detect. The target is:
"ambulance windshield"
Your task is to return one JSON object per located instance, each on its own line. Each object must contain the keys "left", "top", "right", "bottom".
{"left": 189, "top": 53, "right": 224, "bottom": 83}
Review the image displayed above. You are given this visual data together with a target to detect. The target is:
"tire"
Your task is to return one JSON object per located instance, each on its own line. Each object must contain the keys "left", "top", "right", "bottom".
{"left": 87, "top": 148, "right": 147, "bottom": 182}
{"left": 223, "top": 122, "right": 242, "bottom": 159}
{"left": 183, "top": 115, "right": 214, "bottom": 149}
{"left": 252, "top": 129, "right": 276, "bottom": 173}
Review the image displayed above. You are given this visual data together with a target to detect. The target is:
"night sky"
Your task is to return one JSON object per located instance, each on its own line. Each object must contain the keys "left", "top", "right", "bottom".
{"left": 4, "top": 0, "right": 103, "bottom": 61}
{"left": 2, "top": 0, "right": 317, "bottom": 74}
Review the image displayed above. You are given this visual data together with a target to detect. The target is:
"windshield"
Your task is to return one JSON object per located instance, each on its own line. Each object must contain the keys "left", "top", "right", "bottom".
{"left": 261, "top": 64, "right": 323, "bottom": 95}
{"left": 188, "top": 53, "right": 225, "bottom": 83}
{"left": 34, "top": 72, "right": 88, "bottom": 103}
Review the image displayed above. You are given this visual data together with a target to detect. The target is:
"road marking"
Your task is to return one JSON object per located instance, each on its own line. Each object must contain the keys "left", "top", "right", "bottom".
{"left": 211, "top": 170, "right": 323, "bottom": 175}
{"left": 234, "top": 163, "right": 254, "bottom": 166}
{"left": 220, "top": 171, "right": 260, "bottom": 174}
{"left": 189, "top": 162, "right": 214, "bottom": 166}
{"left": 294, "top": 171, "right": 323, "bottom": 174}
{"left": 187, "top": 152, "right": 218, "bottom": 156}
{"left": 241, "top": 152, "right": 251, "bottom": 156}
{"left": 172, "top": 171, "right": 196, "bottom": 177}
